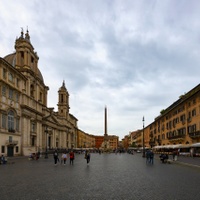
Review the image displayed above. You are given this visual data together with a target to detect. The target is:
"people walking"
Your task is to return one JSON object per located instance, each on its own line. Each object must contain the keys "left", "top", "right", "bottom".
{"left": 1, "top": 155, "right": 6, "bottom": 164}
{"left": 36, "top": 151, "right": 40, "bottom": 160}
{"left": 69, "top": 151, "right": 75, "bottom": 165}
{"left": 172, "top": 150, "right": 176, "bottom": 161}
{"left": 173, "top": 150, "right": 178, "bottom": 161}
{"left": 85, "top": 150, "right": 91, "bottom": 165}
{"left": 53, "top": 150, "right": 59, "bottom": 165}
{"left": 146, "top": 150, "right": 150, "bottom": 164}
{"left": 149, "top": 150, "right": 154, "bottom": 164}
{"left": 146, "top": 149, "right": 154, "bottom": 164}
{"left": 62, "top": 152, "right": 67, "bottom": 165}
{"left": 190, "top": 148, "right": 194, "bottom": 158}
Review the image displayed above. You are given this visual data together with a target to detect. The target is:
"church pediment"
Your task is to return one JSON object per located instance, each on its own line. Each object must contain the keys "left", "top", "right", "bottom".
{"left": 43, "top": 114, "right": 59, "bottom": 124}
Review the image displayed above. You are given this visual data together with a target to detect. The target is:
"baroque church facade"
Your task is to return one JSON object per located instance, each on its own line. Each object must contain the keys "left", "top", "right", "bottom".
{"left": 0, "top": 29, "right": 78, "bottom": 156}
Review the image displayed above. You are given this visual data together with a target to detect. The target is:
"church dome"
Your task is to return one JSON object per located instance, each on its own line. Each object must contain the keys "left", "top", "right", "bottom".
{"left": 4, "top": 52, "right": 44, "bottom": 83}
{"left": 4, "top": 53, "right": 16, "bottom": 67}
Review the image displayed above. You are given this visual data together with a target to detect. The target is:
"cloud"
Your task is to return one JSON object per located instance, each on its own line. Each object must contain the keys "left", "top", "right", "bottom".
{"left": 1, "top": 0, "right": 200, "bottom": 139}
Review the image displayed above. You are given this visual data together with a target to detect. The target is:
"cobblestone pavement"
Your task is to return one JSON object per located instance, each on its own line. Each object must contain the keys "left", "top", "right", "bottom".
{"left": 1, "top": 153, "right": 200, "bottom": 200}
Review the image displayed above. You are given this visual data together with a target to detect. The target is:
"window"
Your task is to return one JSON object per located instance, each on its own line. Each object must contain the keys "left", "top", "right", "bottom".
{"left": 20, "top": 51, "right": 24, "bottom": 64}
{"left": 31, "top": 56, "right": 34, "bottom": 62}
{"left": 39, "top": 92, "right": 42, "bottom": 102}
{"left": 16, "top": 146, "right": 19, "bottom": 153}
{"left": 9, "top": 88, "right": 13, "bottom": 99}
{"left": 188, "top": 111, "right": 191, "bottom": 118}
{"left": 8, "top": 72, "right": 14, "bottom": 82}
{"left": 180, "top": 114, "right": 186, "bottom": 122}
{"left": 21, "top": 51, "right": 24, "bottom": 58}
{"left": 3, "top": 68, "right": 6, "bottom": 79}
{"left": 192, "top": 109, "right": 196, "bottom": 117}
{"left": 173, "top": 119, "right": 176, "bottom": 128}
{"left": 8, "top": 110, "right": 14, "bottom": 132}
{"left": 2, "top": 114, "right": 6, "bottom": 129}
{"left": 1, "top": 146, "right": 5, "bottom": 153}
{"left": 2, "top": 85, "right": 6, "bottom": 96}
{"left": 169, "top": 121, "right": 172, "bottom": 129}
{"left": 9, "top": 136, "right": 12, "bottom": 142}
{"left": 16, "top": 78, "right": 20, "bottom": 87}
{"left": 166, "top": 122, "right": 169, "bottom": 130}
{"left": 188, "top": 124, "right": 196, "bottom": 133}
{"left": 16, "top": 93, "right": 19, "bottom": 102}
{"left": 16, "top": 118, "right": 19, "bottom": 131}
{"left": 30, "top": 84, "right": 34, "bottom": 97}
{"left": 177, "top": 128, "right": 186, "bottom": 135}
{"left": 31, "top": 123, "right": 36, "bottom": 132}
{"left": 31, "top": 137, "right": 35, "bottom": 146}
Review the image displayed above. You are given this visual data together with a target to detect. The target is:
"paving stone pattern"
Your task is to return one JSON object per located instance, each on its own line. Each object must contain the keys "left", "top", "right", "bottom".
{"left": 0, "top": 153, "right": 200, "bottom": 200}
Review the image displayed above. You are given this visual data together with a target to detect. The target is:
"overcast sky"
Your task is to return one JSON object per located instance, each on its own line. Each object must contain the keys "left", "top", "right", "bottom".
{"left": 1, "top": 0, "right": 200, "bottom": 140}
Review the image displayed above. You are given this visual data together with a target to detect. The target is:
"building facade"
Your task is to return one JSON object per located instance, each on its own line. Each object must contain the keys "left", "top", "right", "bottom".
{"left": 77, "top": 129, "right": 95, "bottom": 148}
{"left": 0, "top": 29, "right": 78, "bottom": 156}
{"left": 124, "top": 84, "right": 200, "bottom": 153}
{"left": 147, "top": 84, "right": 200, "bottom": 148}
{"left": 93, "top": 135, "right": 104, "bottom": 149}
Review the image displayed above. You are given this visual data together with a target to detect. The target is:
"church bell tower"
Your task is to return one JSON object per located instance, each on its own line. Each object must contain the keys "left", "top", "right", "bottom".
{"left": 15, "top": 28, "right": 39, "bottom": 72}
{"left": 57, "top": 81, "right": 70, "bottom": 119}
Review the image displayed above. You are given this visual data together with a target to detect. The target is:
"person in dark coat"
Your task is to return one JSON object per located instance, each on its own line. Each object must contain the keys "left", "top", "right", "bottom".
{"left": 149, "top": 150, "right": 154, "bottom": 164}
{"left": 53, "top": 150, "right": 59, "bottom": 165}
{"left": 85, "top": 150, "right": 90, "bottom": 165}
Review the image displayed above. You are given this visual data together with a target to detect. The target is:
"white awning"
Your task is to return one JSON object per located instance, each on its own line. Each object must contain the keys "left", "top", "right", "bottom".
{"left": 191, "top": 143, "right": 200, "bottom": 147}
{"left": 163, "top": 145, "right": 173, "bottom": 149}
{"left": 153, "top": 146, "right": 163, "bottom": 149}
{"left": 171, "top": 144, "right": 182, "bottom": 149}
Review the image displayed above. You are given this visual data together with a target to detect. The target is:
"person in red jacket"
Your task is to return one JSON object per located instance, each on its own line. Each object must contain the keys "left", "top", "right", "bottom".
{"left": 69, "top": 151, "right": 75, "bottom": 165}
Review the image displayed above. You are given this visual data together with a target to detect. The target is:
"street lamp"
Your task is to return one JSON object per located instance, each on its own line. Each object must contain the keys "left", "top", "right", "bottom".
{"left": 142, "top": 116, "right": 145, "bottom": 157}
{"left": 45, "top": 126, "right": 48, "bottom": 159}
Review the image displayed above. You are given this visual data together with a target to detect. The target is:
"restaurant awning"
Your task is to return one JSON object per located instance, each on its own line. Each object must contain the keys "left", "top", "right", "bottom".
{"left": 191, "top": 143, "right": 200, "bottom": 147}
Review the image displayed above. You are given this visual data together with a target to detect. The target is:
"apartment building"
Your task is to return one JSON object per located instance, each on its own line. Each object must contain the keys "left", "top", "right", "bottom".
{"left": 147, "top": 84, "right": 200, "bottom": 148}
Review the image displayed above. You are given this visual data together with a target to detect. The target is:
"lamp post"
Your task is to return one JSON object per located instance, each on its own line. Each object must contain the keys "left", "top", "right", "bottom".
{"left": 142, "top": 116, "right": 145, "bottom": 157}
{"left": 45, "top": 127, "right": 48, "bottom": 159}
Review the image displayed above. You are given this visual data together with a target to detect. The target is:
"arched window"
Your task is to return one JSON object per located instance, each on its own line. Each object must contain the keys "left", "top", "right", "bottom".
{"left": 30, "top": 84, "right": 34, "bottom": 98}
{"left": 8, "top": 110, "right": 15, "bottom": 132}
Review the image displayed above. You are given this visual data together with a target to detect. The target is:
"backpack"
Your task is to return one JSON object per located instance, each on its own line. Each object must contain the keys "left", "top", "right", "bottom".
{"left": 70, "top": 152, "right": 74, "bottom": 159}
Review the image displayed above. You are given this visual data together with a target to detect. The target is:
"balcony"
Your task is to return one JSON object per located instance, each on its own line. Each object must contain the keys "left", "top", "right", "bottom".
{"left": 149, "top": 140, "right": 155, "bottom": 146}
{"left": 167, "top": 134, "right": 186, "bottom": 141}
{"left": 8, "top": 129, "right": 15, "bottom": 133}
{"left": 31, "top": 131, "right": 37, "bottom": 136}
{"left": 181, "top": 120, "right": 186, "bottom": 125}
{"left": 189, "top": 131, "right": 200, "bottom": 138}
{"left": 149, "top": 133, "right": 153, "bottom": 138}
{"left": 157, "top": 138, "right": 162, "bottom": 145}
{"left": 6, "top": 140, "right": 18, "bottom": 145}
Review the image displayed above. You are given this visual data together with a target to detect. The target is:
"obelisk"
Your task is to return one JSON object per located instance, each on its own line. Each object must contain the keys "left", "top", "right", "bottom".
{"left": 104, "top": 106, "right": 108, "bottom": 137}
{"left": 104, "top": 106, "right": 108, "bottom": 150}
